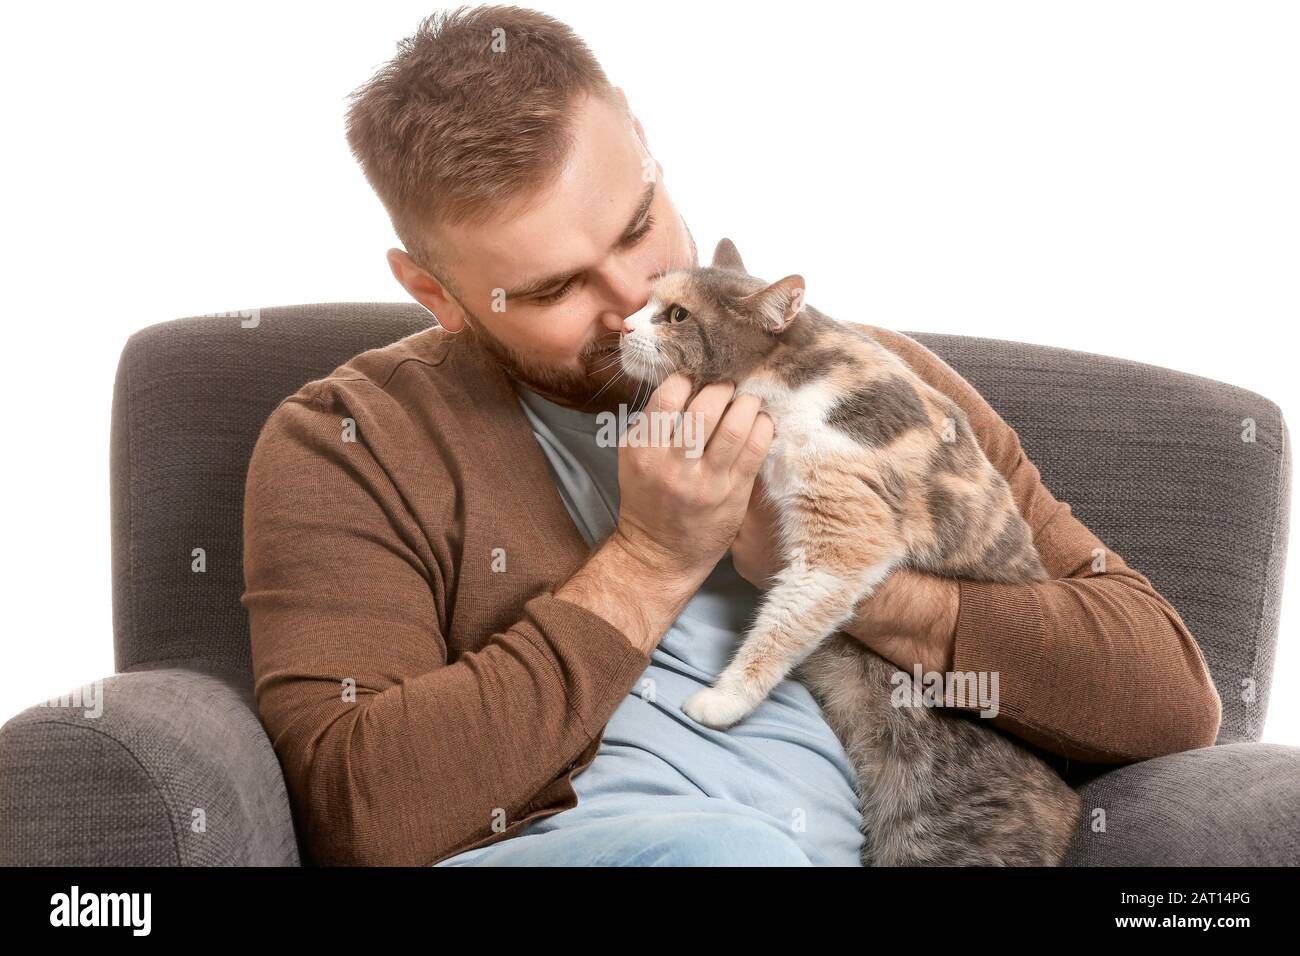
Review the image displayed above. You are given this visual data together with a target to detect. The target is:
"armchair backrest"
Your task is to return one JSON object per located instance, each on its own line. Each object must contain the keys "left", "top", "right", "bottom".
{"left": 109, "top": 303, "right": 432, "bottom": 685}
{"left": 108, "top": 306, "right": 1289, "bottom": 745}
{"left": 908, "top": 331, "right": 1290, "bottom": 745}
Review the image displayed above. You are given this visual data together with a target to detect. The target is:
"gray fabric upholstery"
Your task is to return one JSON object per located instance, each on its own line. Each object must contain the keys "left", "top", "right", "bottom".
{"left": 905, "top": 331, "right": 1291, "bottom": 745}
{"left": 108, "top": 303, "right": 433, "bottom": 684}
{"left": 0, "top": 668, "right": 299, "bottom": 865}
{"left": 1062, "top": 743, "right": 1300, "bottom": 865}
{"left": 0, "top": 304, "right": 1292, "bottom": 865}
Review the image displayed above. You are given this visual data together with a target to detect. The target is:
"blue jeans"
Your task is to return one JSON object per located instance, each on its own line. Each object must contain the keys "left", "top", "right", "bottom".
{"left": 433, "top": 811, "right": 814, "bottom": 866}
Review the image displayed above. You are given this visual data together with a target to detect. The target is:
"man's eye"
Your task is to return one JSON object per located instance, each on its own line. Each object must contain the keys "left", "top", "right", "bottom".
{"left": 533, "top": 214, "right": 656, "bottom": 305}
{"left": 535, "top": 277, "right": 577, "bottom": 304}
{"left": 621, "top": 214, "right": 656, "bottom": 247}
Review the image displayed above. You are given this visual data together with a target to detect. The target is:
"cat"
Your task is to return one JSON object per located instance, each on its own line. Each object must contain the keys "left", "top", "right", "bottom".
{"left": 615, "top": 238, "right": 1082, "bottom": 866}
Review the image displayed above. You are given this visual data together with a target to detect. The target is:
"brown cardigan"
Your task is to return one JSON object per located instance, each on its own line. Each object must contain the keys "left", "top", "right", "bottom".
{"left": 240, "top": 321, "right": 1222, "bottom": 866}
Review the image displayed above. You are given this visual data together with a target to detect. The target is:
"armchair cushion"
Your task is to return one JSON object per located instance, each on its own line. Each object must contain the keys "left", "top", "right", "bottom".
{"left": 1064, "top": 742, "right": 1300, "bottom": 865}
{"left": 0, "top": 667, "right": 301, "bottom": 865}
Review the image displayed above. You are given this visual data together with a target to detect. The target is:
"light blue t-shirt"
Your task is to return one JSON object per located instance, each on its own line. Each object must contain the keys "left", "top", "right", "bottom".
{"left": 439, "top": 381, "right": 866, "bottom": 866}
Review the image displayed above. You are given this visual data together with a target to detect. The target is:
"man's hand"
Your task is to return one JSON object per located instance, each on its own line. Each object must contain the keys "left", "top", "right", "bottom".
{"left": 560, "top": 372, "right": 774, "bottom": 659}
{"left": 730, "top": 473, "right": 959, "bottom": 674}
{"left": 839, "top": 569, "right": 959, "bottom": 675}
{"left": 613, "top": 371, "right": 775, "bottom": 588}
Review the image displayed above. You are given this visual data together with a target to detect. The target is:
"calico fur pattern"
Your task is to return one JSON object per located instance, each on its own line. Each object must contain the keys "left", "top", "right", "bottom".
{"left": 617, "top": 239, "right": 1082, "bottom": 865}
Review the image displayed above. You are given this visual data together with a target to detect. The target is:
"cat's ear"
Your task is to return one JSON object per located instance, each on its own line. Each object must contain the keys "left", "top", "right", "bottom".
{"left": 710, "top": 238, "right": 748, "bottom": 274}
{"left": 740, "top": 274, "right": 805, "bottom": 333}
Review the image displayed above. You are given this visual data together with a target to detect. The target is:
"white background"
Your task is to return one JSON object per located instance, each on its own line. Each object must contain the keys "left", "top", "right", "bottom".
{"left": 2, "top": 1, "right": 1296, "bottom": 746}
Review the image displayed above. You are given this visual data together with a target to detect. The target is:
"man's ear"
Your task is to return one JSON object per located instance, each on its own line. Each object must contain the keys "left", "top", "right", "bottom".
{"left": 710, "top": 237, "right": 748, "bottom": 274}
{"left": 387, "top": 248, "right": 467, "bottom": 332}
{"left": 739, "top": 274, "right": 805, "bottom": 333}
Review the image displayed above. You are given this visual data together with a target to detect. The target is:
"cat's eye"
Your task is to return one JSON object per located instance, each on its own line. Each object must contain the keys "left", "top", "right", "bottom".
{"left": 668, "top": 305, "right": 690, "bottom": 323}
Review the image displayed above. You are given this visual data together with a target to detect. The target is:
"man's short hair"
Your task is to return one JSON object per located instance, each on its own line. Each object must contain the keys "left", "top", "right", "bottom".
{"left": 344, "top": 4, "right": 628, "bottom": 287}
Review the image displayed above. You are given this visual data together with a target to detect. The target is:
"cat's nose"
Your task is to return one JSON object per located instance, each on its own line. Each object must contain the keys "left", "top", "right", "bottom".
{"left": 621, "top": 319, "right": 634, "bottom": 335}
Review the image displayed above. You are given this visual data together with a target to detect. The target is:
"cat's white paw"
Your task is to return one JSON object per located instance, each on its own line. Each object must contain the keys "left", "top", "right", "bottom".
{"left": 682, "top": 687, "right": 754, "bottom": 729}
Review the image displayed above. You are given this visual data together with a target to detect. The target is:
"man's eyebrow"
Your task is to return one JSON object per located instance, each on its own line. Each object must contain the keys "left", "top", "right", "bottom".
{"left": 502, "top": 181, "right": 657, "bottom": 300}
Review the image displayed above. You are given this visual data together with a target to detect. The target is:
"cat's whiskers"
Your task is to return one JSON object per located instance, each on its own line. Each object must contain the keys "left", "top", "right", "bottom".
{"left": 587, "top": 365, "right": 627, "bottom": 405}
{"left": 641, "top": 353, "right": 673, "bottom": 418}
{"left": 588, "top": 352, "right": 625, "bottom": 374}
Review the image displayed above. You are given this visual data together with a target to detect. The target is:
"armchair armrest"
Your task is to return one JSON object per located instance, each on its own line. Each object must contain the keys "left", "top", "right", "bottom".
{"left": 1064, "top": 742, "right": 1300, "bottom": 865}
{"left": 0, "top": 667, "right": 301, "bottom": 865}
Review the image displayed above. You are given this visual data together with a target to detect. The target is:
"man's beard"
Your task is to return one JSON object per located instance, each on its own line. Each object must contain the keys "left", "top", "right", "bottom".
{"left": 452, "top": 219, "right": 698, "bottom": 415}
{"left": 460, "top": 308, "right": 645, "bottom": 416}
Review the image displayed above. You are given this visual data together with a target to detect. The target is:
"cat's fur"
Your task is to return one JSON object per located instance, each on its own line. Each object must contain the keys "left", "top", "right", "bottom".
{"left": 616, "top": 238, "right": 1082, "bottom": 865}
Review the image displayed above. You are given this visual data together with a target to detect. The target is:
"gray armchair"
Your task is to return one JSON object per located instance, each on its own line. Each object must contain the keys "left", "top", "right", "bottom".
{"left": 0, "top": 303, "right": 1294, "bottom": 865}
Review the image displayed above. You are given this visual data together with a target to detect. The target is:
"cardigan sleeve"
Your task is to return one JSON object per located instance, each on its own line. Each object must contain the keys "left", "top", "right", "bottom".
{"left": 863, "top": 325, "right": 1223, "bottom": 764}
{"left": 241, "top": 386, "right": 650, "bottom": 866}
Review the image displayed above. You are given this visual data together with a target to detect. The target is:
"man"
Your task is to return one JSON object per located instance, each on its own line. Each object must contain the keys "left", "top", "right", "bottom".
{"left": 241, "top": 6, "right": 1222, "bottom": 866}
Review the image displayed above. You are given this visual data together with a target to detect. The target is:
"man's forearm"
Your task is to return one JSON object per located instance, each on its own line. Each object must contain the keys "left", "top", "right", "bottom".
{"left": 842, "top": 562, "right": 1222, "bottom": 764}
{"left": 949, "top": 566, "right": 1223, "bottom": 763}
{"left": 555, "top": 530, "right": 710, "bottom": 656}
